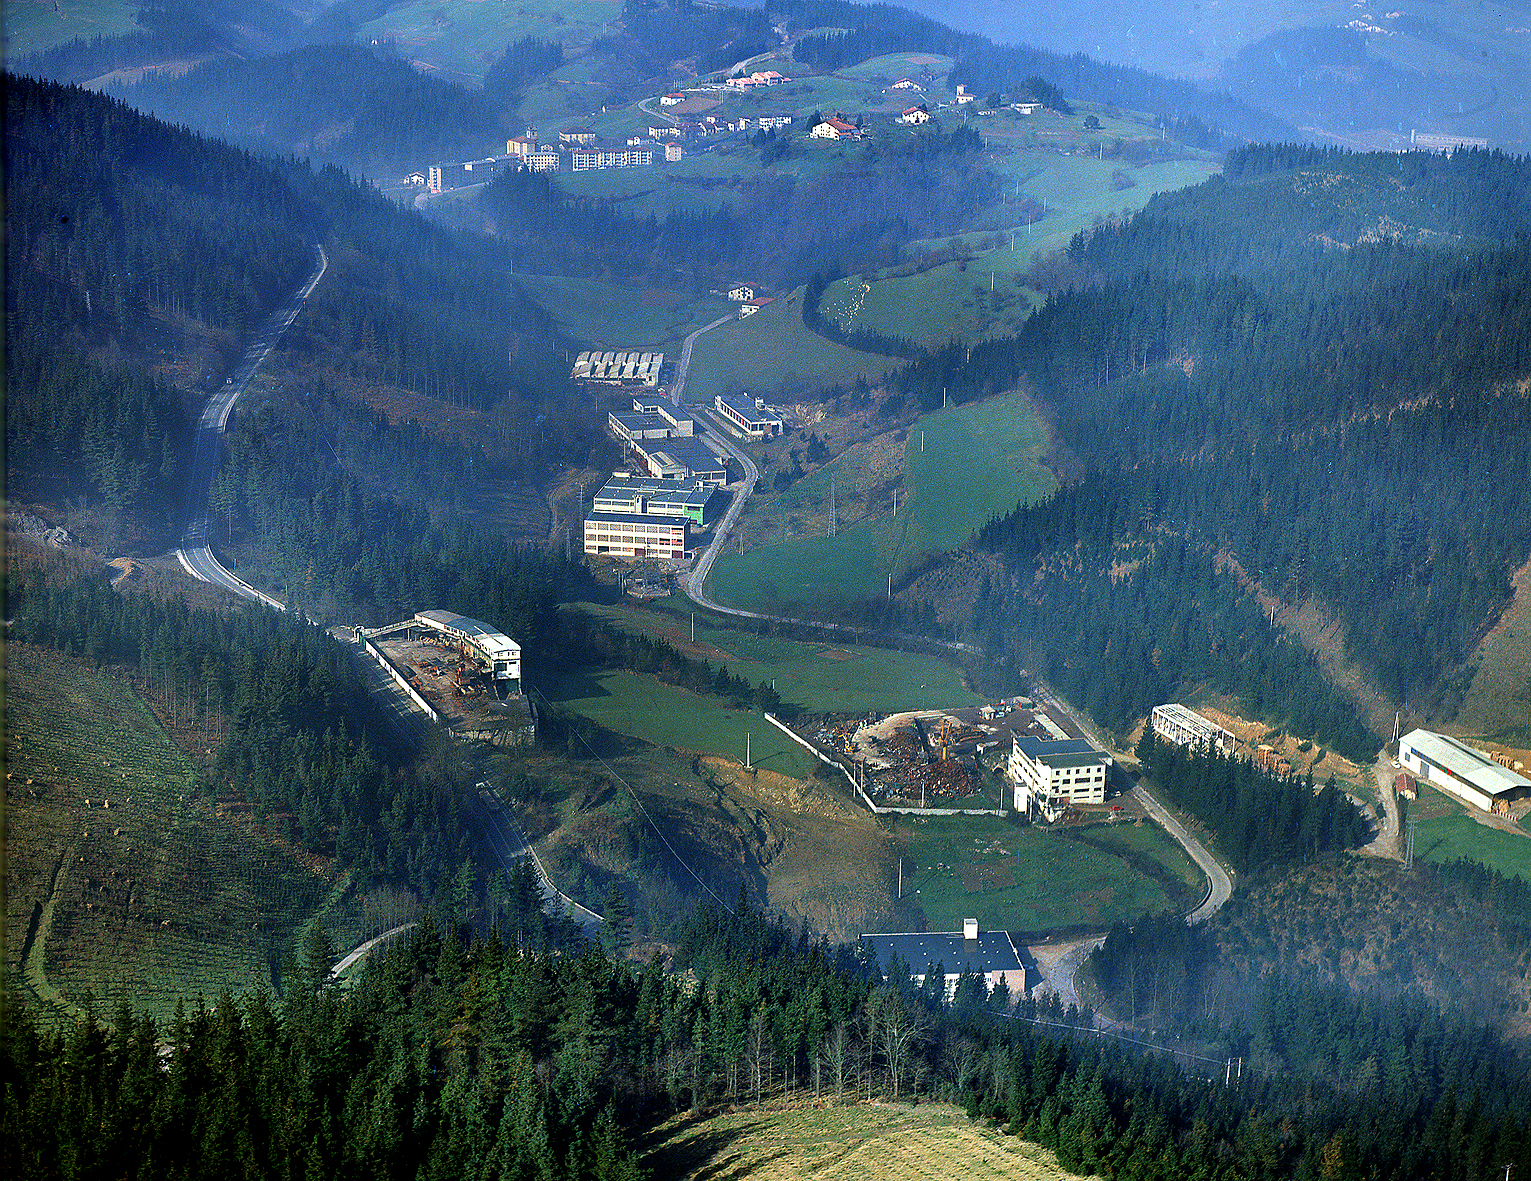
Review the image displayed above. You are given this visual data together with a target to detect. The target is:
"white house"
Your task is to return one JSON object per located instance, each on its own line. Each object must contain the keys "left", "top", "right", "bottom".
{"left": 862, "top": 920, "right": 1025, "bottom": 1001}
{"left": 811, "top": 116, "right": 861, "bottom": 140}
{"left": 727, "top": 284, "right": 756, "bottom": 301}
{"left": 899, "top": 106, "right": 930, "bottom": 125}
{"left": 890, "top": 77, "right": 924, "bottom": 91}
{"left": 737, "top": 296, "right": 773, "bottom": 318}
{"left": 660, "top": 92, "right": 685, "bottom": 106}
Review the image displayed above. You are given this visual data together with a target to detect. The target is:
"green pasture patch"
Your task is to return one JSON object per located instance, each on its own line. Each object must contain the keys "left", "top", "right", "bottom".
{"left": 359, "top": 0, "right": 620, "bottom": 85}
{"left": 1414, "top": 813, "right": 1531, "bottom": 882}
{"left": 898, "top": 815, "right": 1196, "bottom": 936}
{"left": 681, "top": 288, "right": 895, "bottom": 408}
{"left": 573, "top": 600, "right": 984, "bottom": 715}
{"left": 709, "top": 391, "right": 1054, "bottom": 612}
{"left": 515, "top": 275, "right": 731, "bottom": 348}
{"left": 839, "top": 52, "right": 955, "bottom": 83}
{"left": 3, "top": 0, "right": 140, "bottom": 60}
{"left": 4, "top": 645, "right": 336, "bottom": 1028}
{"left": 547, "top": 667, "right": 815, "bottom": 777}
{"left": 821, "top": 264, "right": 1044, "bottom": 349}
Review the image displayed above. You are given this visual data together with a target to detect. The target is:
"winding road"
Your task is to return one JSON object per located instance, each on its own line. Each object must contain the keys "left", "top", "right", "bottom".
{"left": 175, "top": 245, "right": 328, "bottom": 604}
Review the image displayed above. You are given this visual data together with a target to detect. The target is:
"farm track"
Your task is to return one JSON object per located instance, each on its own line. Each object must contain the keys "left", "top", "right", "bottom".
{"left": 20, "top": 842, "right": 83, "bottom": 1022}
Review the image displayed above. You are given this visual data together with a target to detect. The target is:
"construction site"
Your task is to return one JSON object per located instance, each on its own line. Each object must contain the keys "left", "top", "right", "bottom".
{"left": 812, "top": 698, "right": 1101, "bottom": 812}
{"left": 357, "top": 612, "right": 537, "bottom": 745}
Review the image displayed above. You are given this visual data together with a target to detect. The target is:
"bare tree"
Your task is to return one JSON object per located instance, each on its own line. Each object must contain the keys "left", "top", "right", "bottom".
{"left": 819, "top": 1021, "right": 852, "bottom": 1101}
{"left": 747, "top": 1006, "right": 771, "bottom": 1104}
{"left": 873, "top": 987, "right": 930, "bottom": 1101}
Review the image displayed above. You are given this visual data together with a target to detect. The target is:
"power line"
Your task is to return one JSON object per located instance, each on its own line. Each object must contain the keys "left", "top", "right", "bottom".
{"left": 526, "top": 685, "right": 734, "bottom": 912}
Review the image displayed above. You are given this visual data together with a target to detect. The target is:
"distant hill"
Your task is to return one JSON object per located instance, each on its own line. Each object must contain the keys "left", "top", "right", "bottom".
{"left": 113, "top": 43, "right": 512, "bottom": 181}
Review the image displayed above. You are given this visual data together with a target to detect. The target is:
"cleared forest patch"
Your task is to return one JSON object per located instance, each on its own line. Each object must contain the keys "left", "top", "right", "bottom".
{"left": 640, "top": 1100, "right": 1085, "bottom": 1181}
{"left": 4, "top": 643, "right": 337, "bottom": 1026}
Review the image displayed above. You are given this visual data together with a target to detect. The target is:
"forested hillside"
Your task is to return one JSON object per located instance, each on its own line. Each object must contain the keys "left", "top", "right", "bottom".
{"left": 116, "top": 44, "right": 511, "bottom": 180}
{"left": 4, "top": 74, "right": 589, "bottom": 546}
{"left": 897, "top": 147, "right": 1531, "bottom": 740}
{"left": 7, "top": 901, "right": 1530, "bottom": 1181}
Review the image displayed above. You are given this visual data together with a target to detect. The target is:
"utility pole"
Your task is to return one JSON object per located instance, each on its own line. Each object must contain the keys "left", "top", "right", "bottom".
{"left": 745, "top": 732, "right": 752, "bottom": 769}
{"left": 1405, "top": 814, "right": 1417, "bottom": 869}
{"left": 829, "top": 474, "right": 836, "bottom": 537}
{"left": 690, "top": 612, "right": 695, "bottom": 642}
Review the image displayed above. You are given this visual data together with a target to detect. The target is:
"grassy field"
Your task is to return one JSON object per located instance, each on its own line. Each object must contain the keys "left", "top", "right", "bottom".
{"left": 3, "top": 0, "right": 140, "bottom": 59}
{"left": 358, "top": 0, "right": 620, "bottom": 85}
{"left": 709, "top": 391, "right": 1055, "bottom": 612}
{"left": 546, "top": 667, "right": 816, "bottom": 778}
{"left": 641, "top": 1100, "right": 1085, "bottom": 1181}
{"left": 896, "top": 815, "right": 1201, "bottom": 937}
{"left": 4, "top": 644, "right": 343, "bottom": 1027}
{"left": 1413, "top": 813, "right": 1531, "bottom": 882}
{"left": 572, "top": 600, "right": 986, "bottom": 715}
{"left": 827, "top": 150, "right": 1219, "bottom": 346}
{"left": 681, "top": 288, "right": 897, "bottom": 408}
{"left": 514, "top": 275, "right": 731, "bottom": 349}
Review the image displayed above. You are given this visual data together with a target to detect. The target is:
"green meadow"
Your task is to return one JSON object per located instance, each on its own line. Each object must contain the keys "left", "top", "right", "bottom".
{"left": 1415, "top": 813, "right": 1531, "bottom": 882}
{"left": 681, "top": 290, "right": 896, "bottom": 407}
{"left": 708, "top": 391, "right": 1055, "bottom": 611}
{"left": 898, "top": 815, "right": 1200, "bottom": 936}
{"left": 573, "top": 600, "right": 985, "bottom": 715}
{"left": 515, "top": 275, "right": 731, "bottom": 349}
{"left": 548, "top": 667, "right": 815, "bottom": 776}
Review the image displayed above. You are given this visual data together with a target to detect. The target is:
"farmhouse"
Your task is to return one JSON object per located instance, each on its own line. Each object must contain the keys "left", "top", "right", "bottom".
{"left": 1008, "top": 734, "right": 1111, "bottom": 821}
{"left": 1150, "top": 703, "right": 1234, "bottom": 754}
{"left": 861, "top": 920, "right": 1025, "bottom": 1001}
{"left": 811, "top": 116, "right": 862, "bottom": 140}
{"left": 1398, "top": 729, "right": 1531, "bottom": 813}
{"left": 1011, "top": 102, "right": 1042, "bottom": 115}
{"left": 737, "top": 296, "right": 774, "bottom": 318}
{"left": 899, "top": 106, "right": 931, "bottom": 125}
{"left": 727, "top": 284, "right": 757, "bottom": 301}
{"left": 890, "top": 77, "right": 924, "bottom": 91}
{"left": 715, "top": 393, "right": 784, "bottom": 437}
{"left": 660, "top": 92, "right": 686, "bottom": 106}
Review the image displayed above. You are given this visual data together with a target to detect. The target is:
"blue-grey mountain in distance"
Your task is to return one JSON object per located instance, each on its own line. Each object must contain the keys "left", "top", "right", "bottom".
{"left": 898, "top": 0, "right": 1529, "bottom": 150}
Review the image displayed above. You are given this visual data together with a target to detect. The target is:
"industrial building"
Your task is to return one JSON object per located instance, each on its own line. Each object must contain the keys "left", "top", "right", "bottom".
{"left": 861, "top": 920, "right": 1025, "bottom": 1000}
{"left": 1398, "top": 728, "right": 1530, "bottom": 813}
{"left": 1151, "top": 703, "right": 1235, "bottom": 754}
{"left": 626, "top": 433, "right": 729, "bottom": 484}
{"left": 593, "top": 476, "right": 719, "bottom": 526}
{"left": 1008, "top": 735, "right": 1111, "bottom": 821}
{"left": 608, "top": 397, "right": 693, "bottom": 444}
{"left": 583, "top": 511, "right": 688, "bottom": 560}
{"left": 714, "top": 393, "right": 783, "bottom": 437}
{"left": 573, "top": 351, "right": 665, "bottom": 388}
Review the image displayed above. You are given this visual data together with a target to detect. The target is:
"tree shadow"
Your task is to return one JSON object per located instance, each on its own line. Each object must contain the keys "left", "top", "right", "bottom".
{"left": 639, "top": 1113, "right": 774, "bottom": 1180}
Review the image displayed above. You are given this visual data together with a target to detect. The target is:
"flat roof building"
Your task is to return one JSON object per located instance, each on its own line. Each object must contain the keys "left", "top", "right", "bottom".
{"left": 861, "top": 919, "right": 1024, "bottom": 1001}
{"left": 1399, "top": 728, "right": 1530, "bottom": 813}
{"left": 1009, "top": 735, "right": 1111, "bottom": 821}
{"left": 593, "top": 477, "right": 719, "bottom": 526}
{"left": 583, "top": 511, "right": 688, "bottom": 560}
{"left": 1151, "top": 703, "right": 1234, "bottom": 754}
{"left": 715, "top": 393, "right": 783, "bottom": 437}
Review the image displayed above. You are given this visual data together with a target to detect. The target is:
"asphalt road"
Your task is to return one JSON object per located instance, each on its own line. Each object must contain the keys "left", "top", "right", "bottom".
{"left": 175, "top": 245, "right": 328, "bottom": 604}
{"left": 471, "top": 784, "right": 604, "bottom": 932}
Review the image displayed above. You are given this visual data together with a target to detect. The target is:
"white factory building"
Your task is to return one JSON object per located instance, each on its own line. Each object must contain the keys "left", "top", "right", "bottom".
{"left": 1008, "top": 735, "right": 1111, "bottom": 821}
{"left": 1151, "top": 703, "right": 1235, "bottom": 754}
{"left": 1398, "top": 729, "right": 1530, "bottom": 814}
{"left": 861, "top": 919, "right": 1025, "bottom": 1001}
{"left": 583, "top": 512, "right": 688, "bottom": 560}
